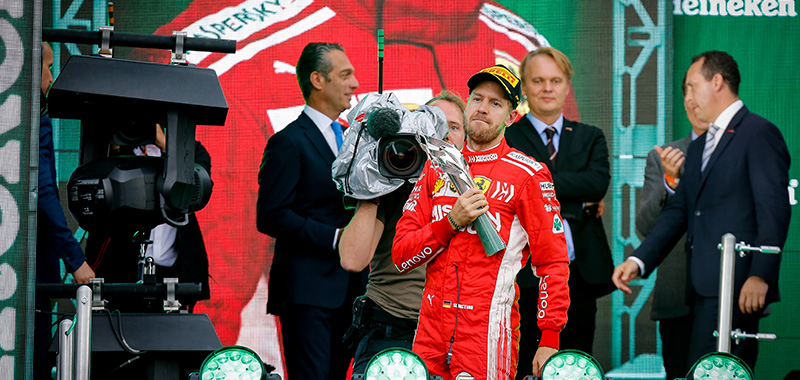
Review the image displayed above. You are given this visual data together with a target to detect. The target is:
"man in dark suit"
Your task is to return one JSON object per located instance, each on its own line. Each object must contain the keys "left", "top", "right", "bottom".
{"left": 257, "top": 42, "right": 363, "bottom": 380}
{"left": 36, "top": 42, "right": 96, "bottom": 379}
{"left": 636, "top": 84, "right": 708, "bottom": 379}
{"left": 506, "top": 47, "right": 615, "bottom": 378}
{"left": 614, "top": 51, "right": 791, "bottom": 370}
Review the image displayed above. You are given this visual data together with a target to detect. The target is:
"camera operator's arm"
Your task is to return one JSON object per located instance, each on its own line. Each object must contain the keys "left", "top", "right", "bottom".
{"left": 153, "top": 124, "right": 212, "bottom": 178}
{"left": 339, "top": 200, "right": 383, "bottom": 272}
{"left": 155, "top": 124, "right": 166, "bottom": 152}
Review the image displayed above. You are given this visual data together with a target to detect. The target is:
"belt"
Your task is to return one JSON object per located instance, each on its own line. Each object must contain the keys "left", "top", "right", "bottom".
{"left": 365, "top": 299, "right": 418, "bottom": 330}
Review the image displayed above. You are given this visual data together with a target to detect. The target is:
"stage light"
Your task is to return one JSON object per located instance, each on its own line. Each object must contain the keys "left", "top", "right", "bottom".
{"left": 540, "top": 349, "right": 604, "bottom": 380}
{"left": 364, "top": 348, "right": 428, "bottom": 380}
{"left": 199, "top": 345, "right": 267, "bottom": 380}
{"left": 687, "top": 352, "right": 753, "bottom": 380}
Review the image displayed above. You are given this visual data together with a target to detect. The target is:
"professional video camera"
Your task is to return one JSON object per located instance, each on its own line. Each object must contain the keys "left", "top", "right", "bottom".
{"left": 47, "top": 46, "right": 227, "bottom": 231}
{"left": 39, "top": 27, "right": 238, "bottom": 380}
{"left": 332, "top": 92, "right": 450, "bottom": 202}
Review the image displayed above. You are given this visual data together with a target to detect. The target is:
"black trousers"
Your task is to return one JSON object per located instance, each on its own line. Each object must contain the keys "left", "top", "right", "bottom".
{"left": 34, "top": 298, "right": 56, "bottom": 380}
{"left": 351, "top": 300, "right": 417, "bottom": 375}
{"left": 280, "top": 302, "right": 354, "bottom": 380}
{"left": 658, "top": 314, "right": 692, "bottom": 380}
{"left": 688, "top": 294, "right": 761, "bottom": 371}
{"left": 279, "top": 277, "right": 361, "bottom": 380}
{"left": 515, "top": 283, "right": 598, "bottom": 380}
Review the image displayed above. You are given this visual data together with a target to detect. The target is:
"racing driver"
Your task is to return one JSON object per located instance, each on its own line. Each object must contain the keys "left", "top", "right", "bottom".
{"left": 392, "top": 65, "right": 570, "bottom": 379}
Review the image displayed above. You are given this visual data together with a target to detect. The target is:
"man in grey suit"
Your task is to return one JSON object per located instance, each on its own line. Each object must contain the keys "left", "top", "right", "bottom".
{"left": 636, "top": 80, "right": 708, "bottom": 379}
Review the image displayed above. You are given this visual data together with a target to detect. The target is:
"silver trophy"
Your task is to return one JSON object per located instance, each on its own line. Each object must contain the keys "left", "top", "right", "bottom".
{"left": 415, "top": 134, "right": 506, "bottom": 256}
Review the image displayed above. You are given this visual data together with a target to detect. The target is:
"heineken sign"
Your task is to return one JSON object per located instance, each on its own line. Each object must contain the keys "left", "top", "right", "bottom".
{"left": 673, "top": 0, "right": 797, "bottom": 16}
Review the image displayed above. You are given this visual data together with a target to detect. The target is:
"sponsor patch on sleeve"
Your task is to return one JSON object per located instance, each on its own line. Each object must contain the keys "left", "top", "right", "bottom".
{"left": 552, "top": 214, "right": 564, "bottom": 234}
{"left": 507, "top": 151, "right": 543, "bottom": 172}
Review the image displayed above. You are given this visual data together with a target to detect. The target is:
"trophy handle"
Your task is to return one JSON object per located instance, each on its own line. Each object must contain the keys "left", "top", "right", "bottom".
{"left": 474, "top": 213, "right": 506, "bottom": 256}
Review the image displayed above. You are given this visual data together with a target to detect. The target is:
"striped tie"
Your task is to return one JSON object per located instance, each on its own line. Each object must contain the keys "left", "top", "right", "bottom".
{"left": 701, "top": 123, "right": 720, "bottom": 172}
{"left": 545, "top": 126, "right": 557, "bottom": 163}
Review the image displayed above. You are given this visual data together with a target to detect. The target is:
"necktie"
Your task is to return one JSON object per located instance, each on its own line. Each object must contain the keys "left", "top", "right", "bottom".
{"left": 701, "top": 123, "right": 720, "bottom": 172}
{"left": 545, "top": 126, "right": 558, "bottom": 163}
{"left": 331, "top": 121, "right": 343, "bottom": 150}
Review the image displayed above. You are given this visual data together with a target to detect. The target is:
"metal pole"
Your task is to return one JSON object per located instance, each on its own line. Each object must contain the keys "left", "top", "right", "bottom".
{"left": 74, "top": 286, "right": 92, "bottom": 380}
{"left": 57, "top": 319, "right": 74, "bottom": 380}
{"left": 717, "top": 233, "right": 736, "bottom": 353}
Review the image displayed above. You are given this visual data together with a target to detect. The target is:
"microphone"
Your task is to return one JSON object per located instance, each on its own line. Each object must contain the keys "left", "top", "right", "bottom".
{"left": 366, "top": 107, "right": 401, "bottom": 140}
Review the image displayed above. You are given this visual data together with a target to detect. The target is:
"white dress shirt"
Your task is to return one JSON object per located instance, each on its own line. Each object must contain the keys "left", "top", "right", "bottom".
{"left": 304, "top": 105, "right": 339, "bottom": 155}
{"left": 526, "top": 113, "right": 575, "bottom": 261}
{"left": 133, "top": 145, "right": 178, "bottom": 267}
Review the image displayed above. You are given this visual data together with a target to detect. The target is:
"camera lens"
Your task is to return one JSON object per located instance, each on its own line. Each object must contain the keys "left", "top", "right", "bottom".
{"left": 378, "top": 135, "right": 426, "bottom": 178}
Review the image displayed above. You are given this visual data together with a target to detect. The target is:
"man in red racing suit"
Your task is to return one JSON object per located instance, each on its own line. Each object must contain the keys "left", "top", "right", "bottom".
{"left": 392, "top": 65, "right": 570, "bottom": 380}
{"left": 137, "top": 0, "right": 580, "bottom": 358}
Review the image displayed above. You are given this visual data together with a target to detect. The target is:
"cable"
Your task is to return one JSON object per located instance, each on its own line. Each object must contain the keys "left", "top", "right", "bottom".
{"left": 446, "top": 264, "right": 460, "bottom": 365}
{"left": 103, "top": 309, "right": 147, "bottom": 355}
{"left": 91, "top": 236, "right": 111, "bottom": 271}
{"left": 344, "top": 128, "right": 367, "bottom": 195}
{"left": 106, "top": 356, "right": 143, "bottom": 375}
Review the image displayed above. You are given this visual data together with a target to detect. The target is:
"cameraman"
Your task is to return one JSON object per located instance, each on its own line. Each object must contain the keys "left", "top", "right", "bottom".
{"left": 85, "top": 125, "right": 212, "bottom": 312}
{"left": 339, "top": 92, "right": 465, "bottom": 375}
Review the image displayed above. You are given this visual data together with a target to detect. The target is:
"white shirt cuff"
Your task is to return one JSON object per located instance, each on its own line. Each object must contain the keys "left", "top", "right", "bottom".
{"left": 663, "top": 178, "right": 676, "bottom": 195}
{"left": 332, "top": 228, "right": 341, "bottom": 250}
{"left": 627, "top": 256, "right": 646, "bottom": 276}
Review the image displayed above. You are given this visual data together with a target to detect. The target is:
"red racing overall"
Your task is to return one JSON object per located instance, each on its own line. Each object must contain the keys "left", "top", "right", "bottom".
{"left": 393, "top": 140, "right": 570, "bottom": 380}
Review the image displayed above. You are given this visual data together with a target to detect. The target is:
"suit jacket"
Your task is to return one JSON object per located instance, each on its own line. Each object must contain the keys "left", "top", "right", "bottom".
{"left": 38, "top": 116, "right": 87, "bottom": 284}
{"left": 506, "top": 116, "right": 615, "bottom": 296}
{"left": 634, "top": 106, "right": 791, "bottom": 302}
{"left": 86, "top": 141, "right": 212, "bottom": 300}
{"left": 636, "top": 135, "right": 692, "bottom": 320}
{"left": 257, "top": 111, "right": 357, "bottom": 314}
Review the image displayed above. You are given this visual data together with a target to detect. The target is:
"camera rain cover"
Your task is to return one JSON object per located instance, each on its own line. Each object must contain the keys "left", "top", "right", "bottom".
{"left": 332, "top": 92, "right": 449, "bottom": 200}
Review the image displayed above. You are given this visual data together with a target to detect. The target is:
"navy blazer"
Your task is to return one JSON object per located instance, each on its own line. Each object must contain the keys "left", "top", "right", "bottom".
{"left": 506, "top": 116, "right": 615, "bottom": 294}
{"left": 258, "top": 111, "right": 356, "bottom": 314}
{"left": 634, "top": 106, "right": 791, "bottom": 301}
{"left": 38, "top": 115, "right": 87, "bottom": 282}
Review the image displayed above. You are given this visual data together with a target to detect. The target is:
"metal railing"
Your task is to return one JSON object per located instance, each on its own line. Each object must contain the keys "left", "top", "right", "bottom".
{"left": 56, "top": 285, "right": 93, "bottom": 380}
{"left": 715, "top": 233, "right": 780, "bottom": 352}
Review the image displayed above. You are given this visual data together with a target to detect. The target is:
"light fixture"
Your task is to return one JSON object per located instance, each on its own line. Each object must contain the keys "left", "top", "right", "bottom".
{"left": 687, "top": 352, "right": 753, "bottom": 380}
{"left": 540, "top": 349, "right": 604, "bottom": 380}
{"left": 199, "top": 345, "right": 272, "bottom": 380}
{"left": 364, "top": 348, "right": 428, "bottom": 380}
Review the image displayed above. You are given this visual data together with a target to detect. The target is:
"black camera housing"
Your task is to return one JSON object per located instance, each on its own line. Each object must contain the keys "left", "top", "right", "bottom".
{"left": 48, "top": 55, "right": 226, "bottom": 230}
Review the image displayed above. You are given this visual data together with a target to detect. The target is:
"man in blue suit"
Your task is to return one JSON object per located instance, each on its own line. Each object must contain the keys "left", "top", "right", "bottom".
{"left": 257, "top": 42, "right": 364, "bottom": 380}
{"left": 613, "top": 50, "right": 791, "bottom": 370}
